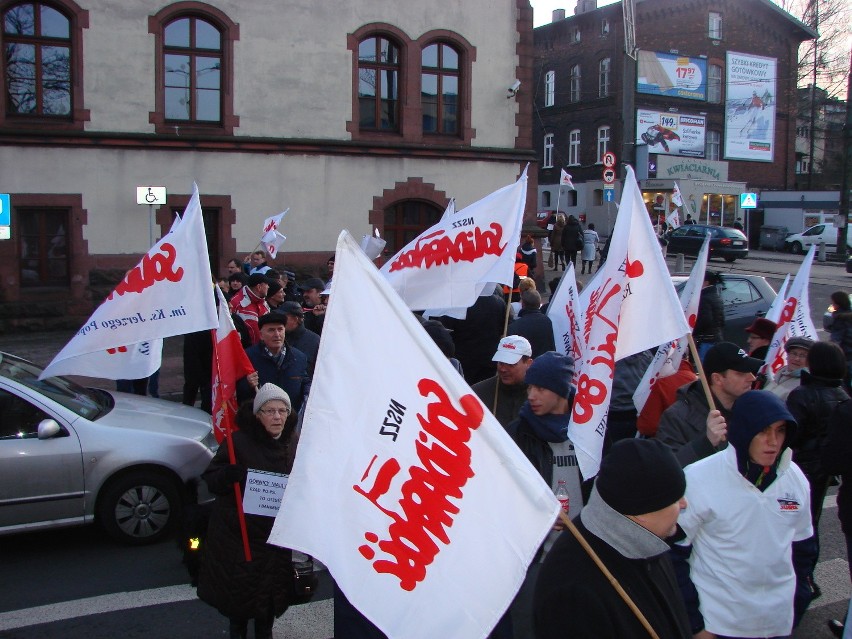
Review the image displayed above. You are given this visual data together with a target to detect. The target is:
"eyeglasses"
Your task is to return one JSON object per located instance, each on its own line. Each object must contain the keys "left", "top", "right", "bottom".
{"left": 259, "top": 408, "right": 290, "bottom": 417}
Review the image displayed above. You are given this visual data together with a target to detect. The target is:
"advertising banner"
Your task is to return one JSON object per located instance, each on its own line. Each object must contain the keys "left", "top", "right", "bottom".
{"left": 724, "top": 52, "right": 776, "bottom": 162}
{"left": 637, "top": 109, "right": 706, "bottom": 157}
{"left": 637, "top": 51, "right": 707, "bottom": 100}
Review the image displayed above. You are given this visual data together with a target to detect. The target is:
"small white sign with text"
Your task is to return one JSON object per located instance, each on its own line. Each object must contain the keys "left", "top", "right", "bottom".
{"left": 243, "top": 468, "right": 288, "bottom": 517}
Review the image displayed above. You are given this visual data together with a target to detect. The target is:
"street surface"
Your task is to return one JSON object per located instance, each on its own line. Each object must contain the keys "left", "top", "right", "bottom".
{"left": 0, "top": 247, "right": 850, "bottom": 638}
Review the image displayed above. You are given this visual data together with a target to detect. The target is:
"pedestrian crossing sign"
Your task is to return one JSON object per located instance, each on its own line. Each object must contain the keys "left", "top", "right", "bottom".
{"left": 740, "top": 192, "right": 758, "bottom": 209}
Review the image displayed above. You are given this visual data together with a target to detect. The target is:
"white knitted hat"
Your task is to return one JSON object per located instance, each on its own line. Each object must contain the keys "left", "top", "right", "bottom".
{"left": 253, "top": 383, "right": 292, "bottom": 414}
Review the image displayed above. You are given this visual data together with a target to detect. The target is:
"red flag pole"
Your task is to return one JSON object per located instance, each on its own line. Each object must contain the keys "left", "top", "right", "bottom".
{"left": 213, "top": 334, "right": 253, "bottom": 563}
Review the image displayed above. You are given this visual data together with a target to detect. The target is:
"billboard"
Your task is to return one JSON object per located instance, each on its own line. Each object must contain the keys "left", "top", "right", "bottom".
{"left": 637, "top": 51, "right": 707, "bottom": 101}
{"left": 724, "top": 52, "right": 776, "bottom": 162}
{"left": 636, "top": 109, "right": 706, "bottom": 158}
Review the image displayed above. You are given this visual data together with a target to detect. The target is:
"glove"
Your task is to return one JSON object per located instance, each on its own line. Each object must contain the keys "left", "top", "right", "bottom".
{"left": 222, "top": 464, "right": 247, "bottom": 484}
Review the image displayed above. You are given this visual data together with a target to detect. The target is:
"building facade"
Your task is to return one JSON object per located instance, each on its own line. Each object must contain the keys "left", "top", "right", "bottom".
{"left": 533, "top": 0, "right": 816, "bottom": 235}
{"left": 0, "top": 0, "right": 536, "bottom": 328}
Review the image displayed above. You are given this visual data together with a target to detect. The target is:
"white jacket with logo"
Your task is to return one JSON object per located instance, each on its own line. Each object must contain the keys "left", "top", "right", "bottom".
{"left": 677, "top": 446, "right": 812, "bottom": 637}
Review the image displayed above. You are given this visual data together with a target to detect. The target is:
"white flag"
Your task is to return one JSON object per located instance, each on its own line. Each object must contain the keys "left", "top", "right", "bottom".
{"left": 665, "top": 209, "right": 681, "bottom": 229}
{"left": 763, "top": 246, "right": 818, "bottom": 379}
{"left": 37, "top": 339, "right": 163, "bottom": 381}
{"left": 568, "top": 167, "right": 690, "bottom": 478}
{"left": 260, "top": 209, "right": 288, "bottom": 245}
{"left": 546, "top": 262, "right": 583, "bottom": 362}
{"left": 360, "top": 228, "right": 387, "bottom": 260}
{"left": 560, "top": 169, "right": 574, "bottom": 189}
{"left": 268, "top": 231, "right": 557, "bottom": 639}
{"left": 40, "top": 184, "right": 217, "bottom": 379}
{"left": 672, "top": 182, "right": 684, "bottom": 207}
{"left": 265, "top": 231, "right": 287, "bottom": 259}
{"left": 764, "top": 274, "right": 790, "bottom": 324}
{"left": 633, "top": 236, "right": 710, "bottom": 413}
{"left": 379, "top": 170, "right": 527, "bottom": 310}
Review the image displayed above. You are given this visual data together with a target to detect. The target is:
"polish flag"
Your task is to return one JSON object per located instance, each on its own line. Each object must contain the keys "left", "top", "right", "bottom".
{"left": 211, "top": 286, "right": 256, "bottom": 442}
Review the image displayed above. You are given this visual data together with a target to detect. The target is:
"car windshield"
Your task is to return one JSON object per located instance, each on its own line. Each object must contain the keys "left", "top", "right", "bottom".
{"left": 0, "top": 353, "right": 109, "bottom": 420}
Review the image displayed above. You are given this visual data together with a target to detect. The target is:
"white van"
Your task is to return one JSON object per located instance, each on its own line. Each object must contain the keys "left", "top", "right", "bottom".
{"left": 784, "top": 223, "right": 837, "bottom": 254}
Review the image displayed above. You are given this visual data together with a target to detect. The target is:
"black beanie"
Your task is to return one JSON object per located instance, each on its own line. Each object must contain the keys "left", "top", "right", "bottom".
{"left": 596, "top": 439, "right": 686, "bottom": 516}
{"left": 524, "top": 351, "right": 574, "bottom": 399}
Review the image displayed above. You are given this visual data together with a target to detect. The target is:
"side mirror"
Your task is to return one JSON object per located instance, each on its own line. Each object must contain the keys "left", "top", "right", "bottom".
{"left": 37, "top": 419, "right": 62, "bottom": 440}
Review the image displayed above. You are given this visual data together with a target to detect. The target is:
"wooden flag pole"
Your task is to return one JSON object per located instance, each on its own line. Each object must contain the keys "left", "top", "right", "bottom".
{"left": 558, "top": 510, "right": 660, "bottom": 639}
{"left": 222, "top": 365, "right": 253, "bottom": 563}
{"left": 687, "top": 334, "right": 717, "bottom": 413}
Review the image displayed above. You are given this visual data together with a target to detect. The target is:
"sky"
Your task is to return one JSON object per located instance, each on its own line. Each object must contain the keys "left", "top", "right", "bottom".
{"left": 530, "top": 0, "right": 618, "bottom": 27}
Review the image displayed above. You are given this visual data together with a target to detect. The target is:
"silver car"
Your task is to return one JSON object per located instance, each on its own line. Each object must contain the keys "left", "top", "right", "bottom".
{"left": 0, "top": 352, "right": 216, "bottom": 544}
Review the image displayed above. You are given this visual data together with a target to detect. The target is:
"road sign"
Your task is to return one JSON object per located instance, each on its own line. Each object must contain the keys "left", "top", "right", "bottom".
{"left": 603, "top": 184, "right": 615, "bottom": 190}
{"left": 602, "top": 168, "right": 616, "bottom": 184}
{"left": 604, "top": 189, "right": 615, "bottom": 202}
{"left": 602, "top": 152, "right": 616, "bottom": 168}
{"left": 0, "top": 227, "right": 9, "bottom": 240}
{"left": 136, "top": 186, "right": 167, "bottom": 206}
{"left": 740, "top": 192, "right": 758, "bottom": 209}
{"left": 0, "top": 193, "right": 9, "bottom": 226}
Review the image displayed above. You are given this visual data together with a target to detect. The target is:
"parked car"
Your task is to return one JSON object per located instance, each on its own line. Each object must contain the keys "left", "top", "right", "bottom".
{"left": 0, "top": 352, "right": 216, "bottom": 544}
{"left": 784, "top": 222, "right": 837, "bottom": 254}
{"left": 672, "top": 273, "right": 776, "bottom": 347}
{"left": 667, "top": 225, "right": 749, "bottom": 262}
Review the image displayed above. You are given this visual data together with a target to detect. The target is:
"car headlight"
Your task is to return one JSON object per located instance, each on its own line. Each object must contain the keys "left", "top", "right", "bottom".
{"left": 201, "top": 429, "right": 219, "bottom": 453}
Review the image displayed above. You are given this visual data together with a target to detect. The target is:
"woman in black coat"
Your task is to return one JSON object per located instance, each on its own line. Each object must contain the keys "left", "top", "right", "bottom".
{"left": 197, "top": 384, "right": 298, "bottom": 639}
{"left": 693, "top": 271, "right": 725, "bottom": 361}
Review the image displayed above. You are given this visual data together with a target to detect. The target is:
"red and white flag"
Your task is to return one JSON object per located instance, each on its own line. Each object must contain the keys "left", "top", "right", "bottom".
{"left": 666, "top": 209, "right": 681, "bottom": 229}
{"left": 260, "top": 209, "right": 288, "bottom": 245}
{"left": 672, "top": 182, "right": 684, "bottom": 207}
{"left": 568, "top": 167, "right": 690, "bottom": 478}
{"left": 546, "top": 262, "right": 583, "bottom": 362}
{"left": 560, "top": 169, "right": 574, "bottom": 189}
{"left": 764, "top": 274, "right": 790, "bottom": 324}
{"left": 265, "top": 231, "right": 287, "bottom": 259}
{"left": 269, "top": 231, "right": 558, "bottom": 639}
{"left": 40, "top": 184, "right": 217, "bottom": 379}
{"left": 633, "top": 235, "right": 710, "bottom": 413}
{"left": 763, "top": 246, "right": 818, "bottom": 379}
{"left": 379, "top": 169, "right": 527, "bottom": 311}
{"left": 211, "top": 287, "right": 256, "bottom": 442}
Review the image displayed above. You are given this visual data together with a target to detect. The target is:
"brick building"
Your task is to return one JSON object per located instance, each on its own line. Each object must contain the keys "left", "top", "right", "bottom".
{"left": 0, "top": 0, "right": 536, "bottom": 330}
{"left": 534, "top": 0, "right": 816, "bottom": 236}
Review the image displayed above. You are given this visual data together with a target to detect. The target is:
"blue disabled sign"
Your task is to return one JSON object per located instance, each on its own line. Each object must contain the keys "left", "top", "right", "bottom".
{"left": 740, "top": 192, "right": 758, "bottom": 209}
{"left": 0, "top": 193, "right": 9, "bottom": 226}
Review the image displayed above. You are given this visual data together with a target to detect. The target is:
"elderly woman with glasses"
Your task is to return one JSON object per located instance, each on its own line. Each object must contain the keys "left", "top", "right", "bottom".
{"left": 198, "top": 384, "right": 298, "bottom": 639}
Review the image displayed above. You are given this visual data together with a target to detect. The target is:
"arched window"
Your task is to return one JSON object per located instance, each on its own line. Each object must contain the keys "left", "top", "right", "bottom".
{"left": 383, "top": 200, "right": 442, "bottom": 256}
{"left": 1, "top": 0, "right": 88, "bottom": 129}
{"left": 544, "top": 69, "right": 555, "bottom": 107}
{"left": 569, "top": 64, "right": 581, "bottom": 102}
{"left": 149, "top": 3, "right": 239, "bottom": 135}
{"left": 358, "top": 35, "right": 400, "bottom": 131}
{"left": 421, "top": 41, "right": 459, "bottom": 135}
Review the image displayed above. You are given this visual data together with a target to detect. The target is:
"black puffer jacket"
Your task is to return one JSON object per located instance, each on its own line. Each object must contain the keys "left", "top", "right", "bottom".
{"left": 197, "top": 408, "right": 296, "bottom": 620}
{"left": 786, "top": 371, "right": 849, "bottom": 476}
{"left": 693, "top": 285, "right": 724, "bottom": 342}
{"left": 822, "top": 399, "right": 852, "bottom": 535}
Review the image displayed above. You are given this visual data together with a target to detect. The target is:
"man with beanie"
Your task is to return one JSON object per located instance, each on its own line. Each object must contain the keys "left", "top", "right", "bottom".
{"left": 763, "top": 336, "right": 813, "bottom": 400}
{"left": 534, "top": 439, "right": 692, "bottom": 638}
{"left": 472, "top": 335, "right": 534, "bottom": 430}
{"left": 229, "top": 273, "right": 272, "bottom": 346}
{"left": 656, "top": 342, "right": 762, "bottom": 467}
{"left": 672, "top": 390, "right": 813, "bottom": 639}
{"left": 508, "top": 351, "right": 583, "bottom": 527}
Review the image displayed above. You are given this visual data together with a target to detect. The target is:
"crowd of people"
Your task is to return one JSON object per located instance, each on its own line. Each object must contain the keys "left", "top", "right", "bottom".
{"left": 166, "top": 243, "right": 852, "bottom": 639}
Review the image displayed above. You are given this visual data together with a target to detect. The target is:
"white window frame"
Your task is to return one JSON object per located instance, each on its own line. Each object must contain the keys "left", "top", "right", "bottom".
{"left": 543, "top": 133, "right": 554, "bottom": 168}
{"left": 572, "top": 27, "right": 581, "bottom": 43}
{"left": 569, "top": 64, "right": 581, "bottom": 102}
{"left": 545, "top": 70, "right": 555, "bottom": 107}
{"left": 705, "top": 129, "right": 721, "bottom": 160}
{"left": 709, "top": 12, "right": 722, "bottom": 39}
{"left": 568, "top": 129, "right": 581, "bottom": 166}
{"left": 601, "top": 18, "right": 610, "bottom": 35}
{"left": 707, "top": 64, "right": 722, "bottom": 103}
{"left": 596, "top": 125, "right": 610, "bottom": 163}
{"left": 598, "top": 58, "right": 610, "bottom": 97}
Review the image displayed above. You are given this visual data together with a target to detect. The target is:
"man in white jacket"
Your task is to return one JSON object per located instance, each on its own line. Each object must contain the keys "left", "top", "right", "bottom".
{"left": 672, "top": 390, "right": 813, "bottom": 638}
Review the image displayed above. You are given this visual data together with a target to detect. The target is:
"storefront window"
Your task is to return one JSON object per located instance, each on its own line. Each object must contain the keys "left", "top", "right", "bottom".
{"left": 701, "top": 194, "right": 737, "bottom": 226}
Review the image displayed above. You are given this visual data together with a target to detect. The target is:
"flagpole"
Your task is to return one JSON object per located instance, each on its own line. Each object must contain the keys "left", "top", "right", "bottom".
{"left": 557, "top": 510, "right": 660, "bottom": 639}
{"left": 494, "top": 292, "right": 514, "bottom": 415}
{"left": 687, "top": 334, "right": 718, "bottom": 414}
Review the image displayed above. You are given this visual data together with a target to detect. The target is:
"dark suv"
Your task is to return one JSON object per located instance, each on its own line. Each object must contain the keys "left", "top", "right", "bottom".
{"left": 667, "top": 224, "right": 749, "bottom": 262}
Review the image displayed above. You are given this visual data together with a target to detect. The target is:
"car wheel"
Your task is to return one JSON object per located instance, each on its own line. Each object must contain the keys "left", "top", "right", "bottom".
{"left": 724, "top": 257, "right": 736, "bottom": 263}
{"left": 97, "top": 470, "right": 182, "bottom": 545}
{"left": 790, "top": 241, "right": 803, "bottom": 255}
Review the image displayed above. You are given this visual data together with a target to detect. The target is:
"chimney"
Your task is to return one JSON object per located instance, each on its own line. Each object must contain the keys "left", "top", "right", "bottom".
{"left": 552, "top": 8, "right": 566, "bottom": 22}
{"left": 575, "top": 0, "right": 598, "bottom": 15}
